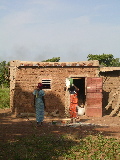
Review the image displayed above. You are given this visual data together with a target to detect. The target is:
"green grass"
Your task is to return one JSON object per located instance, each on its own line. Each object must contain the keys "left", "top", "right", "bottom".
{"left": 0, "top": 88, "right": 10, "bottom": 109}
{"left": 0, "top": 134, "right": 120, "bottom": 160}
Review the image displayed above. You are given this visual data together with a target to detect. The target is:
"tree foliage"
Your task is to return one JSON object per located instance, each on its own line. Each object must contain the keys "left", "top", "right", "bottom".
{"left": 42, "top": 57, "right": 60, "bottom": 62}
{"left": 87, "top": 53, "right": 120, "bottom": 67}
{"left": 112, "top": 58, "right": 120, "bottom": 67}
{"left": 0, "top": 61, "right": 10, "bottom": 87}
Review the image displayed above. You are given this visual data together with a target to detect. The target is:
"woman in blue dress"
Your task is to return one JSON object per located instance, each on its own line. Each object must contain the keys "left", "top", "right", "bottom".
{"left": 33, "top": 83, "right": 45, "bottom": 126}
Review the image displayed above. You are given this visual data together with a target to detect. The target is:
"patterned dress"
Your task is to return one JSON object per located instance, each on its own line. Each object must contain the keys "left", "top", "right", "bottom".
{"left": 33, "top": 89, "right": 45, "bottom": 123}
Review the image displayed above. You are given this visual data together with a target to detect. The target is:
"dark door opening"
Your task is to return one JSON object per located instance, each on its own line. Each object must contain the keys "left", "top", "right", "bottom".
{"left": 72, "top": 78, "right": 86, "bottom": 106}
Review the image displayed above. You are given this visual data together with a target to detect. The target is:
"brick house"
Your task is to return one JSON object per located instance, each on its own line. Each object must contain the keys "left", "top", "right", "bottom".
{"left": 9, "top": 60, "right": 120, "bottom": 117}
{"left": 99, "top": 67, "right": 120, "bottom": 116}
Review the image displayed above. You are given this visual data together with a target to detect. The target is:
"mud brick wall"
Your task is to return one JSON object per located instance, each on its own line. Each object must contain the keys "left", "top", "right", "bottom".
{"left": 10, "top": 60, "right": 99, "bottom": 117}
{"left": 100, "top": 70, "right": 120, "bottom": 109}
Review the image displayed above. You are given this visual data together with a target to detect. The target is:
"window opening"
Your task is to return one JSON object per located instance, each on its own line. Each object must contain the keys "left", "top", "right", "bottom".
{"left": 42, "top": 79, "right": 51, "bottom": 89}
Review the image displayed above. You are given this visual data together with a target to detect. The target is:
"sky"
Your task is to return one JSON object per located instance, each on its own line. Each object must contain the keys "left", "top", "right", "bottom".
{"left": 0, "top": 0, "right": 120, "bottom": 62}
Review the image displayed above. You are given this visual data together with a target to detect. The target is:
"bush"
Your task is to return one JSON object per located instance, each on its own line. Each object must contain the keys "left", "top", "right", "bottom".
{"left": 0, "top": 88, "right": 10, "bottom": 109}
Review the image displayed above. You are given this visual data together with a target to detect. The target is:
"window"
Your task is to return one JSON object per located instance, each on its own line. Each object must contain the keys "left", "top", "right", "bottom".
{"left": 42, "top": 79, "right": 51, "bottom": 89}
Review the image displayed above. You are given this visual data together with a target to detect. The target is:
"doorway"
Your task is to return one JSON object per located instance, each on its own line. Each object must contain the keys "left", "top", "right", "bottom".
{"left": 72, "top": 77, "right": 86, "bottom": 106}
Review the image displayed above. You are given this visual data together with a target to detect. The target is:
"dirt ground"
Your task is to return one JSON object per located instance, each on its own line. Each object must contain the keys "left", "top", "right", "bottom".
{"left": 0, "top": 108, "right": 120, "bottom": 142}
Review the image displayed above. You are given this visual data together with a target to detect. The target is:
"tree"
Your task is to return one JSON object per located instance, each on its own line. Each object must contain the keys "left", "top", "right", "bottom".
{"left": 87, "top": 53, "right": 120, "bottom": 67}
{"left": 0, "top": 61, "right": 10, "bottom": 87}
{"left": 42, "top": 57, "right": 60, "bottom": 62}
{"left": 112, "top": 58, "right": 120, "bottom": 67}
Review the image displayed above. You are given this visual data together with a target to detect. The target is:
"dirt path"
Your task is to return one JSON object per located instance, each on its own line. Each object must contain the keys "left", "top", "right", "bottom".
{"left": 0, "top": 109, "right": 120, "bottom": 142}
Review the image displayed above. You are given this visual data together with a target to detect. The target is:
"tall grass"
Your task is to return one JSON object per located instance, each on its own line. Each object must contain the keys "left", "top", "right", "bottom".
{"left": 0, "top": 87, "right": 10, "bottom": 109}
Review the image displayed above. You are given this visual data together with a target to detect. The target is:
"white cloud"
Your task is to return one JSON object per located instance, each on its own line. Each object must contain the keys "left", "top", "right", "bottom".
{"left": 29, "top": 0, "right": 59, "bottom": 10}
{"left": 94, "top": 4, "right": 108, "bottom": 11}
{"left": 1, "top": 10, "right": 35, "bottom": 27}
{"left": 0, "top": 5, "right": 6, "bottom": 10}
{"left": 72, "top": 16, "right": 90, "bottom": 26}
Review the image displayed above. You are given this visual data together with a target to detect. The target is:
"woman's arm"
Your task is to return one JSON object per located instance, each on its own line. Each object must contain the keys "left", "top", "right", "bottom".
{"left": 74, "top": 85, "right": 79, "bottom": 92}
{"left": 42, "top": 96, "right": 46, "bottom": 109}
{"left": 34, "top": 95, "right": 36, "bottom": 108}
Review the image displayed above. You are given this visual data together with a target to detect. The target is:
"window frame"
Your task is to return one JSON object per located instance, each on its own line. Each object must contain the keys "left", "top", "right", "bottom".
{"left": 42, "top": 79, "right": 51, "bottom": 89}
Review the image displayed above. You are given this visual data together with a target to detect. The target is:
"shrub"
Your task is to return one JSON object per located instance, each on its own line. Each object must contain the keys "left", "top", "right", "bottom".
{"left": 0, "top": 88, "right": 10, "bottom": 109}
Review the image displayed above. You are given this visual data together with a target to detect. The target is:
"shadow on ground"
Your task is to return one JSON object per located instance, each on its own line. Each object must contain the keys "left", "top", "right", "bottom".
{"left": 1, "top": 109, "right": 120, "bottom": 142}
{"left": 0, "top": 109, "right": 120, "bottom": 159}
